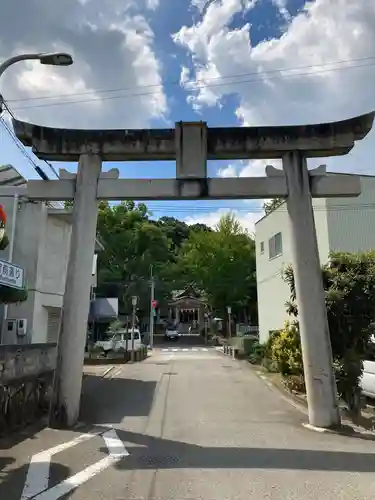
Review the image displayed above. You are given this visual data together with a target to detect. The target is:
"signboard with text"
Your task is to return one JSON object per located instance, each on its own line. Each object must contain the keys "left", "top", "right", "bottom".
{"left": 0, "top": 259, "right": 24, "bottom": 289}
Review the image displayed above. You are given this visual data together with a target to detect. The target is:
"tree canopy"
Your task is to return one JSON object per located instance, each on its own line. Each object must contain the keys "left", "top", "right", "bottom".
{"left": 172, "top": 212, "right": 257, "bottom": 320}
{"left": 94, "top": 203, "right": 257, "bottom": 320}
{"left": 263, "top": 198, "right": 284, "bottom": 214}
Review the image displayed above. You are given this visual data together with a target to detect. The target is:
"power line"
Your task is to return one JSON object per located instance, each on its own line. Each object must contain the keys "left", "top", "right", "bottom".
{"left": 1, "top": 100, "right": 59, "bottom": 179}
{"left": 139, "top": 203, "right": 375, "bottom": 215}
{"left": 9, "top": 58, "right": 375, "bottom": 112}
{"left": 6, "top": 54, "right": 375, "bottom": 104}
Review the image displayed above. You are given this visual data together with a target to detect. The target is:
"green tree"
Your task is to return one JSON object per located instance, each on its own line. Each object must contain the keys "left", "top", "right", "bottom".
{"left": 154, "top": 216, "right": 191, "bottom": 255}
{"left": 96, "top": 201, "right": 171, "bottom": 313}
{"left": 263, "top": 198, "right": 283, "bottom": 214}
{"left": 284, "top": 252, "right": 375, "bottom": 412}
{"left": 175, "top": 212, "right": 257, "bottom": 322}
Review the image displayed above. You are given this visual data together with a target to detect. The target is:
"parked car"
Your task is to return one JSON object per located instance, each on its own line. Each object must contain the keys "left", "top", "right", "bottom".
{"left": 164, "top": 326, "right": 180, "bottom": 341}
{"left": 95, "top": 328, "right": 142, "bottom": 355}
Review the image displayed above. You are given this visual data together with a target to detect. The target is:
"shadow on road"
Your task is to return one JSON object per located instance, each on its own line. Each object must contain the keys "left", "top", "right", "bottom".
{"left": 80, "top": 375, "right": 157, "bottom": 424}
{"left": 97, "top": 427, "right": 375, "bottom": 473}
{"left": 0, "top": 421, "right": 47, "bottom": 450}
{"left": 0, "top": 459, "right": 72, "bottom": 500}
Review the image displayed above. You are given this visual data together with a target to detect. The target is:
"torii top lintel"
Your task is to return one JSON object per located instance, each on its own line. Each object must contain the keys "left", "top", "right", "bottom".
{"left": 12, "top": 111, "right": 374, "bottom": 162}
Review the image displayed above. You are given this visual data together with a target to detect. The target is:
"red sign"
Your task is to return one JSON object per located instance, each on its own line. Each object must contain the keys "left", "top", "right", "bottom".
{"left": 151, "top": 300, "right": 158, "bottom": 308}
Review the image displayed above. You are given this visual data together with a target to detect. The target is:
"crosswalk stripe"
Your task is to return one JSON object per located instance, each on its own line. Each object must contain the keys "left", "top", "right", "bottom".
{"left": 159, "top": 347, "right": 212, "bottom": 352}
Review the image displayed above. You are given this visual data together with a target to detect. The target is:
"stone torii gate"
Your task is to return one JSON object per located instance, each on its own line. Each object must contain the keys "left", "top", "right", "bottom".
{"left": 12, "top": 112, "right": 375, "bottom": 429}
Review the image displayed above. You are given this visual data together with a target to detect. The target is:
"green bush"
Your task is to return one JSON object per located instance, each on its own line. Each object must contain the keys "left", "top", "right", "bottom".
{"left": 247, "top": 342, "right": 265, "bottom": 364}
{"left": 270, "top": 321, "right": 303, "bottom": 376}
{"left": 284, "top": 252, "right": 375, "bottom": 412}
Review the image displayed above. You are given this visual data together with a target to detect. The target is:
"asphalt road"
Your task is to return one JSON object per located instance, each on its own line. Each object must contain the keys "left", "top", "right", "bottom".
{"left": 2, "top": 346, "right": 375, "bottom": 499}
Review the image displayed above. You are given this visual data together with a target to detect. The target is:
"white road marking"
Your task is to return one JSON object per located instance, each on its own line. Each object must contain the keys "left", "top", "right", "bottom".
{"left": 102, "top": 428, "right": 129, "bottom": 458}
{"left": 21, "top": 431, "right": 102, "bottom": 500}
{"left": 21, "top": 428, "right": 128, "bottom": 500}
{"left": 32, "top": 456, "right": 118, "bottom": 500}
{"left": 110, "top": 367, "right": 123, "bottom": 378}
{"left": 160, "top": 347, "right": 212, "bottom": 353}
{"left": 101, "top": 366, "right": 116, "bottom": 378}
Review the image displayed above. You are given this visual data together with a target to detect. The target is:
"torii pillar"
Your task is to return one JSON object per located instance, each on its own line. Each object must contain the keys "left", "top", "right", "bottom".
{"left": 12, "top": 111, "right": 374, "bottom": 429}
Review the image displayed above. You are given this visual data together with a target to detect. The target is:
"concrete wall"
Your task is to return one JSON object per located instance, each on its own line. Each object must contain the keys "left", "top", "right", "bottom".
{"left": 255, "top": 198, "right": 331, "bottom": 343}
{"left": 2, "top": 201, "right": 72, "bottom": 344}
{"left": 255, "top": 202, "right": 291, "bottom": 343}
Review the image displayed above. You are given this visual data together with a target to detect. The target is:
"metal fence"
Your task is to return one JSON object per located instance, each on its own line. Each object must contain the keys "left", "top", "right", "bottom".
{"left": 0, "top": 343, "right": 57, "bottom": 435}
{"left": 236, "top": 324, "right": 259, "bottom": 337}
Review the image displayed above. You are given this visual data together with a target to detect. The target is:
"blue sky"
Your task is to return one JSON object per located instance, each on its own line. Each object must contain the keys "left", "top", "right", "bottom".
{"left": 1, "top": 0, "right": 374, "bottom": 230}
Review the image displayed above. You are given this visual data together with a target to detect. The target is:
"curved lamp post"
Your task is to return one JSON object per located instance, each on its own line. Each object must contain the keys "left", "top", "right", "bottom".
{"left": 0, "top": 51, "right": 73, "bottom": 112}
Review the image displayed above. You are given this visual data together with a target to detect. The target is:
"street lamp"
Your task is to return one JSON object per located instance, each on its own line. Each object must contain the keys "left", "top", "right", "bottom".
{"left": 0, "top": 52, "right": 73, "bottom": 112}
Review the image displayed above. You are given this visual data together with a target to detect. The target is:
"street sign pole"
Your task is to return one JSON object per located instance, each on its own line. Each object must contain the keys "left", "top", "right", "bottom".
{"left": 131, "top": 296, "right": 137, "bottom": 362}
{"left": 227, "top": 306, "right": 232, "bottom": 339}
{"left": 149, "top": 265, "right": 155, "bottom": 350}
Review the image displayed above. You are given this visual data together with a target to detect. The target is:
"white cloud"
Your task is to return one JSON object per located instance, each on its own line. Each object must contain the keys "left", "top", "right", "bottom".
{"left": 173, "top": 0, "right": 375, "bottom": 174}
{"left": 217, "top": 158, "right": 282, "bottom": 178}
{"left": 0, "top": 0, "right": 166, "bottom": 129}
{"left": 217, "top": 164, "right": 237, "bottom": 177}
{"left": 146, "top": 0, "right": 159, "bottom": 9}
{"left": 272, "top": 0, "right": 291, "bottom": 22}
{"left": 184, "top": 205, "right": 263, "bottom": 233}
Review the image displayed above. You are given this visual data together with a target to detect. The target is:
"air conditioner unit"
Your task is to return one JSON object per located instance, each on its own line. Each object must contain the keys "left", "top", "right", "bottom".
{"left": 16, "top": 318, "right": 27, "bottom": 336}
{"left": 6, "top": 319, "right": 17, "bottom": 335}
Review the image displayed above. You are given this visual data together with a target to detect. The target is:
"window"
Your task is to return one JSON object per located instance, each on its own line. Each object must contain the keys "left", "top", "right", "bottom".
{"left": 260, "top": 241, "right": 264, "bottom": 254}
{"left": 268, "top": 232, "right": 283, "bottom": 259}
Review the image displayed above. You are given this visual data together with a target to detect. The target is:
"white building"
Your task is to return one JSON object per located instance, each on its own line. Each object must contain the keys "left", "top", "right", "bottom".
{"left": 255, "top": 174, "right": 375, "bottom": 344}
{"left": 0, "top": 165, "right": 102, "bottom": 345}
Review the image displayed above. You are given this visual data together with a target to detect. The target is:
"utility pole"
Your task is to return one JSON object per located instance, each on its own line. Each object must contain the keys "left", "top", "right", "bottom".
{"left": 204, "top": 312, "right": 208, "bottom": 345}
{"left": 149, "top": 264, "right": 155, "bottom": 349}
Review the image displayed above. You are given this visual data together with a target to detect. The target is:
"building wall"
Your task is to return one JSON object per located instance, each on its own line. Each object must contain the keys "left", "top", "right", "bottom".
{"left": 326, "top": 176, "right": 375, "bottom": 253}
{"left": 255, "top": 198, "right": 330, "bottom": 343}
{"left": 256, "top": 175, "right": 375, "bottom": 344}
{"left": 3, "top": 201, "right": 72, "bottom": 344}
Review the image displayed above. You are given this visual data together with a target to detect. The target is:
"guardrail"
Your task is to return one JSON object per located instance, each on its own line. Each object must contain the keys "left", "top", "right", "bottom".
{"left": 0, "top": 343, "right": 57, "bottom": 435}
